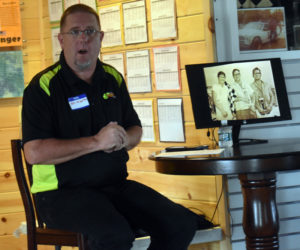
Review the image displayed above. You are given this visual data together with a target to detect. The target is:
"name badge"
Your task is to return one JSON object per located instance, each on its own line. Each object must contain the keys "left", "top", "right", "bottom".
{"left": 68, "top": 94, "right": 89, "bottom": 110}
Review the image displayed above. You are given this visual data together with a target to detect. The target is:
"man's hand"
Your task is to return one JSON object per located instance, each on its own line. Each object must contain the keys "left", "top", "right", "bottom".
{"left": 94, "top": 121, "right": 128, "bottom": 153}
{"left": 265, "top": 106, "right": 272, "bottom": 114}
{"left": 221, "top": 110, "right": 228, "bottom": 118}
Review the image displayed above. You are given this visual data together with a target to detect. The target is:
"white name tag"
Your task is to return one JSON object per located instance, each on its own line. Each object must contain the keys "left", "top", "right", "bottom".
{"left": 68, "top": 94, "right": 89, "bottom": 110}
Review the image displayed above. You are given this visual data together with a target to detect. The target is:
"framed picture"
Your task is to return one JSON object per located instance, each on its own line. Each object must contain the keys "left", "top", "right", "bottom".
{"left": 238, "top": 7, "right": 287, "bottom": 52}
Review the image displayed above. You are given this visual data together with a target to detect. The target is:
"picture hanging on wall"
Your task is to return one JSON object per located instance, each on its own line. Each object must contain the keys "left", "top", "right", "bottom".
{"left": 238, "top": 7, "right": 287, "bottom": 52}
{"left": 0, "top": 51, "right": 24, "bottom": 98}
{"left": 48, "top": 0, "right": 63, "bottom": 22}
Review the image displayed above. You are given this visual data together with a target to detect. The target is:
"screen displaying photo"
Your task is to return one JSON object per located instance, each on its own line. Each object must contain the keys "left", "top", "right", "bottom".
{"left": 203, "top": 60, "right": 279, "bottom": 121}
{"left": 185, "top": 58, "right": 291, "bottom": 129}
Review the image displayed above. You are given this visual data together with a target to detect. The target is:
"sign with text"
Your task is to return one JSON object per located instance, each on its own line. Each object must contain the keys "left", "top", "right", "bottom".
{"left": 0, "top": 0, "right": 22, "bottom": 47}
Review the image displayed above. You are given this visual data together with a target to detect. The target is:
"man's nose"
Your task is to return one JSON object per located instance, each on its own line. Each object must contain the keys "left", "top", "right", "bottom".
{"left": 77, "top": 31, "right": 89, "bottom": 41}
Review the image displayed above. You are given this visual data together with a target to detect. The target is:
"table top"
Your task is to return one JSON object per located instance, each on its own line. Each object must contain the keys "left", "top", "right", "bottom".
{"left": 149, "top": 138, "right": 300, "bottom": 175}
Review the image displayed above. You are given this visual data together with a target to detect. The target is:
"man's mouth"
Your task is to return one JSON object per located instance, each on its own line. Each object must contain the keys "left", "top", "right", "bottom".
{"left": 78, "top": 49, "right": 88, "bottom": 54}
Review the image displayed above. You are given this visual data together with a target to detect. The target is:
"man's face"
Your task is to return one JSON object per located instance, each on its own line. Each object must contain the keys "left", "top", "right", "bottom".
{"left": 253, "top": 70, "right": 262, "bottom": 81}
{"left": 58, "top": 12, "right": 104, "bottom": 72}
{"left": 233, "top": 71, "right": 241, "bottom": 83}
{"left": 218, "top": 74, "right": 226, "bottom": 84}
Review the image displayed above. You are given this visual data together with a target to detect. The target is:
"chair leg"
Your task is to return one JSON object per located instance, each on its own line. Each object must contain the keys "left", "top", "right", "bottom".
{"left": 27, "top": 233, "right": 37, "bottom": 250}
{"left": 55, "top": 246, "right": 61, "bottom": 250}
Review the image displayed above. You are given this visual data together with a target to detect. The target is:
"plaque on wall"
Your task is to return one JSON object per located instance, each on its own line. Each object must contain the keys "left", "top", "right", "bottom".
{"left": 0, "top": 0, "right": 22, "bottom": 47}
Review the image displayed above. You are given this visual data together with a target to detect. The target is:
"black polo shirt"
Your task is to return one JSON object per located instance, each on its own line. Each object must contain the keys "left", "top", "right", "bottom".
{"left": 22, "top": 53, "right": 141, "bottom": 193}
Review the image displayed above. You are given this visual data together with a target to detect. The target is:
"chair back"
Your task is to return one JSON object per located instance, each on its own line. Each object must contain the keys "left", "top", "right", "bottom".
{"left": 11, "top": 139, "right": 38, "bottom": 240}
{"left": 11, "top": 139, "right": 86, "bottom": 250}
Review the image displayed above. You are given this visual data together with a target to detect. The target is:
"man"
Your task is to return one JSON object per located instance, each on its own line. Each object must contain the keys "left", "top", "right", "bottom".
{"left": 230, "top": 69, "right": 256, "bottom": 120}
{"left": 251, "top": 67, "right": 274, "bottom": 116}
{"left": 211, "top": 71, "right": 235, "bottom": 120}
{"left": 22, "top": 4, "right": 212, "bottom": 250}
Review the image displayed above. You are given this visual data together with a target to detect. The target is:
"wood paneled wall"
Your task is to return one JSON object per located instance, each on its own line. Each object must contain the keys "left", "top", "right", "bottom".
{"left": 0, "top": 0, "right": 231, "bottom": 249}
{"left": 0, "top": 0, "right": 52, "bottom": 249}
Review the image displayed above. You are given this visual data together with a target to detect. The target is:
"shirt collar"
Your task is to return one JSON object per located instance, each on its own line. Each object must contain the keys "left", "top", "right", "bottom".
{"left": 59, "top": 51, "right": 106, "bottom": 86}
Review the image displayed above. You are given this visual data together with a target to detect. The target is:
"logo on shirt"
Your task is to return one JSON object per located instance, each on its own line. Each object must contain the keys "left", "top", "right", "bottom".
{"left": 103, "top": 92, "right": 116, "bottom": 100}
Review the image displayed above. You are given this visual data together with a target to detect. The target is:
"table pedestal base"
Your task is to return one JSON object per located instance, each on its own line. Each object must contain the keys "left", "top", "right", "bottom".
{"left": 239, "top": 172, "right": 279, "bottom": 250}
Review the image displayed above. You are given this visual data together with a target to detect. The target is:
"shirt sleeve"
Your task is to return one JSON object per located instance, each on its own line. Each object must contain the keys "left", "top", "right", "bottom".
{"left": 119, "top": 77, "right": 142, "bottom": 129}
{"left": 22, "top": 80, "right": 56, "bottom": 144}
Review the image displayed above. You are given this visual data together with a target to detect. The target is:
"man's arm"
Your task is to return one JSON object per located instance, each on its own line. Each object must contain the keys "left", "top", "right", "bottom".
{"left": 24, "top": 122, "right": 141, "bottom": 165}
{"left": 212, "top": 90, "right": 228, "bottom": 117}
{"left": 254, "top": 97, "right": 265, "bottom": 114}
{"left": 124, "top": 125, "right": 142, "bottom": 151}
{"left": 267, "top": 85, "right": 274, "bottom": 109}
{"left": 24, "top": 137, "right": 99, "bottom": 165}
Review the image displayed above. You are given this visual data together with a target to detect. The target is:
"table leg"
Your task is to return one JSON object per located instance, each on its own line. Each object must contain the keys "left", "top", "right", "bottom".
{"left": 239, "top": 172, "right": 279, "bottom": 250}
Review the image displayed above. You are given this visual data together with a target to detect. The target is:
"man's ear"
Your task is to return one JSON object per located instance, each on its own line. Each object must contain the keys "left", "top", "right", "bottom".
{"left": 100, "top": 31, "right": 104, "bottom": 43}
{"left": 58, "top": 33, "right": 64, "bottom": 49}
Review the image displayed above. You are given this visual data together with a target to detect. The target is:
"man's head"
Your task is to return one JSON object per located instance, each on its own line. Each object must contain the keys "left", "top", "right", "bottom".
{"left": 58, "top": 4, "right": 104, "bottom": 73}
{"left": 217, "top": 71, "right": 225, "bottom": 78}
{"left": 252, "top": 67, "right": 262, "bottom": 81}
{"left": 217, "top": 71, "right": 226, "bottom": 84}
{"left": 232, "top": 69, "right": 241, "bottom": 83}
{"left": 60, "top": 4, "right": 100, "bottom": 31}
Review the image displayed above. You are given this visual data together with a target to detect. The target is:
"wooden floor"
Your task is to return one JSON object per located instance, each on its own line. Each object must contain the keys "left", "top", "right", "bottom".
{"left": 132, "top": 226, "right": 223, "bottom": 249}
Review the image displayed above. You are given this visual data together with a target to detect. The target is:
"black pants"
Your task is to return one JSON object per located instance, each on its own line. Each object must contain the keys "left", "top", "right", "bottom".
{"left": 35, "top": 180, "right": 198, "bottom": 250}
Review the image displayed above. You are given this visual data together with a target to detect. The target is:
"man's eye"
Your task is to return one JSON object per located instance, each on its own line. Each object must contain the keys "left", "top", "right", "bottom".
{"left": 71, "top": 30, "right": 80, "bottom": 36}
{"left": 86, "top": 29, "right": 95, "bottom": 35}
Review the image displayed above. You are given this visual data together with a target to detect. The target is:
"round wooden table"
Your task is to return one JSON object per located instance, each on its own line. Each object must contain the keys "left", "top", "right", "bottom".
{"left": 149, "top": 138, "right": 300, "bottom": 250}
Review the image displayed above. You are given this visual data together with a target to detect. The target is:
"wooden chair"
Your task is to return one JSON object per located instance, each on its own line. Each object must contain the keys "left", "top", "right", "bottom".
{"left": 11, "top": 139, "right": 86, "bottom": 250}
